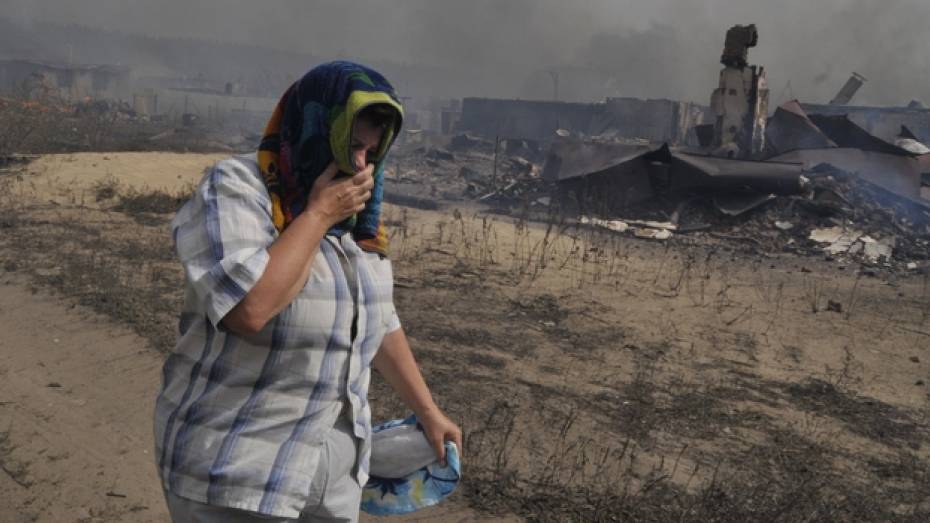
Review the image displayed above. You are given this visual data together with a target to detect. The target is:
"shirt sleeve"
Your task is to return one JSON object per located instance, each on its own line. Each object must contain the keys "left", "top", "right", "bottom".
{"left": 172, "top": 159, "right": 274, "bottom": 328}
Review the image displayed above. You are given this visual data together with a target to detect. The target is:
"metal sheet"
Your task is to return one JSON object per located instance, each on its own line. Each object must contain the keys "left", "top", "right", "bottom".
{"left": 541, "top": 141, "right": 657, "bottom": 182}
{"left": 765, "top": 100, "right": 837, "bottom": 155}
{"left": 668, "top": 152, "right": 804, "bottom": 194}
{"left": 771, "top": 148, "right": 930, "bottom": 207}
{"left": 556, "top": 155, "right": 656, "bottom": 211}
{"left": 807, "top": 114, "right": 914, "bottom": 156}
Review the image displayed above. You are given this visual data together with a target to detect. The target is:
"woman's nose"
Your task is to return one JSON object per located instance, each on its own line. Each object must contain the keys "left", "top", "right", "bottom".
{"left": 352, "top": 150, "right": 367, "bottom": 172}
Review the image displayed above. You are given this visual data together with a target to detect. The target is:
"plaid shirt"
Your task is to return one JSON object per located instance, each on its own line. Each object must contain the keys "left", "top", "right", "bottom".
{"left": 154, "top": 154, "right": 400, "bottom": 518}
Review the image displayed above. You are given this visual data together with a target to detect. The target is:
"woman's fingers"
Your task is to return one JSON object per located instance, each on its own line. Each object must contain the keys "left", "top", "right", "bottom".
{"left": 419, "top": 410, "right": 462, "bottom": 468}
{"left": 340, "top": 189, "right": 370, "bottom": 215}
{"left": 428, "top": 430, "right": 447, "bottom": 465}
{"left": 309, "top": 164, "right": 375, "bottom": 223}
{"left": 349, "top": 189, "right": 371, "bottom": 206}
{"left": 358, "top": 163, "right": 376, "bottom": 179}
{"left": 451, "top": 428, "right": 463, "bottom": 459}
{"left": 352, "top": 170, "right": 375, "bottom": 192}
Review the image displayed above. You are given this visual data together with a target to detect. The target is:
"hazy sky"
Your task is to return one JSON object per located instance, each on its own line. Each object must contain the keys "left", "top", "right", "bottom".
{"left": 4, "top": 0, "right": 929, "bottom": 106}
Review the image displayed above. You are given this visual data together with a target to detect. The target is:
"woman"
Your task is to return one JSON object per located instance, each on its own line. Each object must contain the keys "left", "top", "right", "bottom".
{"left": 154, "top": 61, "right": 461, "bottom": 522}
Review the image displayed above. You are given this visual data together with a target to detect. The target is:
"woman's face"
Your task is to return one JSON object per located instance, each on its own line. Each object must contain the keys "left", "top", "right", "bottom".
{"left": 350, "top": 118, "right": 384, "bottom": 172}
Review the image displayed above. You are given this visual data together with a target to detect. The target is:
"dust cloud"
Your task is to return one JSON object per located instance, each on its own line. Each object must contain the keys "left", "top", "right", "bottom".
{"left": 2, "top": 0, "right": 928, "bottom": 106}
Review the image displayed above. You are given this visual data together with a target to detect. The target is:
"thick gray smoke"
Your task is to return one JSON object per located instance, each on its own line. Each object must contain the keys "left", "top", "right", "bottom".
{"left": 3, "top": 0, "right": 929, "bottom": 106}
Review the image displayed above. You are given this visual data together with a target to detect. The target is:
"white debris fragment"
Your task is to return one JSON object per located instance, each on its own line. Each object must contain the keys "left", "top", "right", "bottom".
{"left": 809, "top": 226, "right": 843, "bottom": 244}
{"left": 827, "top": 232, "right": 863, "bottom": 255}
{"left": 534, "top": 197, "right": 551, "bottom": 207}
{"left": 774, "top": 221, "right": 794, "bottom": 230}
{"left": 809, "top": 227, "right": 863, "bottom": 255}
{"left": 895, "top": 138, "right": 930, "bottom": 155}
{"left": 633, "top": 228, "right": 673, "bottom": 240}
{"left": 581, "top": 216, "right": 629, "bottom": 233}
{"left": 623, "top": 219, "right": 677, "bottom": 231}
{"left": 907, "top": 262, "right": 918, "bottom": 270}
{"left": 580, "top": 216, "right": 675, "bottom": 240}
{"left": 860, "top": 236, "right": 894, "bottom": 261}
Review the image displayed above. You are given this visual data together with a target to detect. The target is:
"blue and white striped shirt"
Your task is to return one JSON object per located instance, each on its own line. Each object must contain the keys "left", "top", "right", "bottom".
{"left": 154, "top": 154, "right": 399, "bottom": 517}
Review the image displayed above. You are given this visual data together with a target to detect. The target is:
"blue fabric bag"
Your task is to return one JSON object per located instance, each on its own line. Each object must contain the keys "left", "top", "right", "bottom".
{"left": 360, "top": 415, "right": 461, "bottom": 515}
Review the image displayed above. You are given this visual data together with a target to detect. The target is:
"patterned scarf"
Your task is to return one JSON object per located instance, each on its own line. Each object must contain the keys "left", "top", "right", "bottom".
{"left": 258, "top": 61, "right": 404, "bottom": 256}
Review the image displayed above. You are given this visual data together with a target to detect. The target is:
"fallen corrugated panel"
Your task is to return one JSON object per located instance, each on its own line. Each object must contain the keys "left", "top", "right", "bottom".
{"left": 802, "top": 103, "right": 930, "bottom": 145}
{"left": 771, "top": 148, "right": 930, "bottom": 207}
{"left": 765, "top": 100, "right": 837, "bottom": 155}
{"left": 807, "top": 114, "right": 914, "bottom": 156}
{"left": 541, "top": 141, "right": 655, "bottom": 181}
{"left": 544, "top": 141, "right": 805, "bottom": 216}
{"left": 667, "top": 152, "right": 805, "bottom": 194}
{"left": 543, "top": 141, "right": 658, "bottom": 211}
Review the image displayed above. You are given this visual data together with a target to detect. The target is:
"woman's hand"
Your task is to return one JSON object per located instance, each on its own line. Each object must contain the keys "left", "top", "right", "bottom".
{"left": 305, "top": 162, "right": 375, "bottom": 227}
{"left": 418, "top": 408, "right": 463, "bottom": 467}
{"left": 372, "top": 329, "right": 462, "bottom": 467}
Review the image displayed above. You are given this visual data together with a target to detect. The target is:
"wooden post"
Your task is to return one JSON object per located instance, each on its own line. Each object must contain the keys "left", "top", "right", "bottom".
{"left": 492, "top": 134, "right": 501, "bottom": 187}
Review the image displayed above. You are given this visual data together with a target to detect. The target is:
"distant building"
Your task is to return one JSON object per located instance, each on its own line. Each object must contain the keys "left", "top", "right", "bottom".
{"left": 0, "top": 59, "right": 130, "bottom": 101}
{"left": 457, "top": 97, "right": 709, "bottom": 145}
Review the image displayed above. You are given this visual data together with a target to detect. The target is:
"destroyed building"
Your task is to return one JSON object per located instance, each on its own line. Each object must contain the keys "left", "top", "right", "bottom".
{"left": 527, "top": 24, "right": 930, "bottom": 269}
{"left": 457, "top": 96, "right": 708, "bottom": 145}
{"left": 0, "top": 59, "right": 130, "bottom": 101}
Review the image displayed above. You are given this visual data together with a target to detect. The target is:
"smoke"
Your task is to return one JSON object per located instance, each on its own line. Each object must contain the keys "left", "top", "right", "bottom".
{"left": 3, "top": 0, "right": 930, "bottom": 106}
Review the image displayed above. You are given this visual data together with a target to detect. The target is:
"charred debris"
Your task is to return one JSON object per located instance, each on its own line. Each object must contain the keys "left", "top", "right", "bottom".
{"left": 391, "top": 24, "right": 930, "bottom": 271}
{"left": 3, "top": 29, "right": 929, "bottom": 270}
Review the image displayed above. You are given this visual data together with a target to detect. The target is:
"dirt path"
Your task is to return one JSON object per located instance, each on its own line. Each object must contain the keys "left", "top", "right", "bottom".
{"left": 0, "top": 275, "right": 168, "bottom": 522}
{"left": 0, "top": 274, "right": 514, "bottom": 523}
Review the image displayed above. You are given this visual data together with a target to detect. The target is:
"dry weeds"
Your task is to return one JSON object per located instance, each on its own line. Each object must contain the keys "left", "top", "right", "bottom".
{"left": 1, "top": 160, "right": 929, "bottom": 522}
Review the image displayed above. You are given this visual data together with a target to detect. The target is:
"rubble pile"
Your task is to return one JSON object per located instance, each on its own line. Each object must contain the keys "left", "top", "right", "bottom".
{"left": 569, "top": 163, "right": 930, "bottom": 269}
{"left": 386, "top": 126, "right": 929, "bottom": 269}
{"left": 373, "top": 22, "right": 930, "bottom": 272}
{"left": 564, "top": 168, "right": 917, "bottom": 262}
{"left": 386, "top": 133, "right": 547, "bottom": 206}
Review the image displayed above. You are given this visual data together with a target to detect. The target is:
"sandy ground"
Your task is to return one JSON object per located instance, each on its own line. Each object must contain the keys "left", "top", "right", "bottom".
{"left": 22, "top": 152, "right": 228, "bottom": 198}
{"left": 2, "top": 152, "right": 930, "bottom": 521}
{"left": 0, "top": 276, "right": 168, "bottom": 522}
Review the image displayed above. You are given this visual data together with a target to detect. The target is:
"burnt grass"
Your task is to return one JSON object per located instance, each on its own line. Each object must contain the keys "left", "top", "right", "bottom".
{"left": 2, "top": 181, "right": 930, "bottom": 521}
{"left": 784, "top": 379, "right": 927, "bottom": 448}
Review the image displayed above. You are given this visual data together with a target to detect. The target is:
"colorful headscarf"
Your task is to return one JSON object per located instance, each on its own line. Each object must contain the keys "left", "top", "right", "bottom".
{"left": 258, "top": 61, "right": 404, "bottom": 256}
